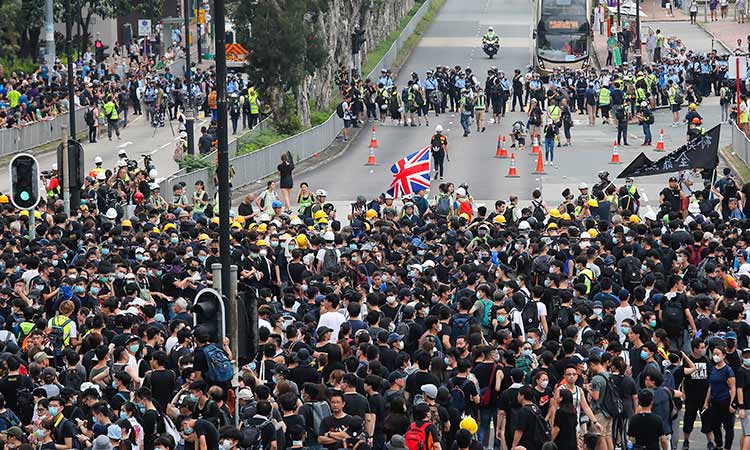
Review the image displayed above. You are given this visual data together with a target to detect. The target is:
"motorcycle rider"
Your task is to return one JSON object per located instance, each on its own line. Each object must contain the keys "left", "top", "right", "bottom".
{"left": 482, "top": 26, "right": 499, "bottom": 57}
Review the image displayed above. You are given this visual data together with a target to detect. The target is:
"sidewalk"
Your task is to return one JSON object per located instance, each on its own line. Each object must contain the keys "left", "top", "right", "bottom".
{"left": 640, "top": 0, "right": 690, "bottom": 21}
{"left": 699, "top": 18, "right": 749, "bottom": 52}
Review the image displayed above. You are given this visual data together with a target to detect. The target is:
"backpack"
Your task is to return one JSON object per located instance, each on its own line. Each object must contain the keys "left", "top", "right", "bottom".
{"left": 431, "top": 134, "right": 444, "bottom": 152}
{"left": 593, "top": 373, "right": 625, "bottom": 419}
{"left": 448, "top": 378, "right": 471, "bottom": 413}
{"left": 48, "top": 315, "right": 71, "bottom": 356}
{"left": 532, "top": 255, "right": 552, "bottom": 279}
{"left": 15, "top": 386, "right": 34, "bottom": 425}
{"left": 174, "top": 141, "right": 186, "bottom": 162}
{"left": 521, "top": 300, "right": 540, "bottom": 330}
{"left": 61, "top": 367, "right": 85, "bottom": 391}
{"left": 0, "top": 410, "right": 20, "bottom": 430}
{"left": 240, "top": 418, "right": 272, "bottom": 450}
{"left": 85, "top": 109, "right": 95, "bottom": 126}
{"left": 688, "top": 245, "right": 703, "bottom": 266}
{"left": 478, "top": 298, "right": 493, "bottom": 328}
{"left": 531, "top": 200, "right": 546, "bottom": 222}
{"left": 335, "top": 102, "right": 345, "bottom": 119}
{"left": 621, "top": 257, "right": 642, "bottom": 287}
{"left": 524, "top": 404, "right": 552, "bottom": 447}
{"left": 504, "top": 205, "right": 517, "bottom": 224}
{"left": 161, "top": 412, "right": 182, "bottom": 446}
{"left": 322, "top": 248, "right": 340, "bottom": 272}
{"left": 309, "top": 400, "right": 331, "bottom": 436}
{"left": 674, "top": 90, "right": 684, "bottom": 105}
{"left": 479, "top": 363, "right": 498, "bottom": 407}
{"left": 435, "top": 194, "right": 451, "bottom": 217}
{"left": 449, "top": 314, "right": 472, "bottom": 345}
{"left": 661, "top": 297, "right": 684, "bottom": 331}
{"left": 202, "top": 343, "right": 233, "bottom": 383}
{"left": 614, "top": 105, "right": 625, "bottom": 122}
{"left": 404, "top": 421, "right": 432, "bottom": 450}
{"left": 463, "top": 97, "right": 475, "bottom": 113}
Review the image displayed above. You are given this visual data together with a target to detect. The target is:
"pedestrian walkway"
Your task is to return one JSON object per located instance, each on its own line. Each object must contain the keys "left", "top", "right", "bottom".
{"left": 700, "top": 19, "right": 749, "bottom": 52}
{"left": 641, "top": 0, "right": 690, "bottom": 21}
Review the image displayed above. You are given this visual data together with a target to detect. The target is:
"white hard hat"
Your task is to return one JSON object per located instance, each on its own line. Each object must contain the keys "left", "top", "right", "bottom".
{"left": 149, "top": 183, "right": 160, "bottom": 190}
{"left": 323, "top": 231, "right": 335, "bottom": 241}
{"left": 118, "top": 149, "right": 127, "bottom": 156}
{"left": 96, "top": 172, "right": 106, "bottom": 181}
{"left": 258, "top": 213, "right": 271, "bottom": 223}
{"left": 105, "top": 208, "right": 117, "bottom": 219}
{"left": 488, "top": 26, "right": 494, "bottom": 31}
{"left": 149, "top": 169, "right": 158, "bottom": 179}
{"left": 412, "top": 84, "right": 419, "bottom": 91}
{"left": 117, "top": 159, "right": 127, "bottom": 167}
{"left": 94, "top": 156, "right": 103, "bottom": 164}
{"left": 518, "top": 221, "right": 531, "bottom": 230}
{"left": 580, "top": 231, "right": 592, "bottom": 239}
{"left": 456, "top": 187, "right": 467, "bottom": 197}
{"left": 435, "top": 125, "right": 443, "bottom": 132}
{"left": 51, "top": 163, "right": 58, "bottom": 171}
{"left": 578, "top": 182, "right": 589, "bottom": 190}
{"left": 315, "top": 189, "right": 328, "bottom": 197}
{"left": 384, "top": 192, "right": 394, "bottom": 200}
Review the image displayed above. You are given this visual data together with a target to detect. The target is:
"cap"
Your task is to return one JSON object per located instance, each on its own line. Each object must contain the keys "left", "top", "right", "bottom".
{"left": 107, "top": 424, "right": 122, "bottom": 440}
{"left": 33, "top": 352, "right": 52, "bottom": 363}
{"left": 669, "top": 176, "right": 679, "bottom": 182}
{"left": 421, "top": 384, "right": 438, "bottom": 399}
{"left": 388, "top": 371, "right": 408, "bottom": 384}
{"left": 317, "top": 326, "right": 333, "bottom": 338}
{"left": 3, "top": 427, "right": 23, "bottom": 438}
{"left": 387, "top": 333, "right": 404, "bottom": 344}
{"left": 238, "top": 388, "right": 255, "bottom": 401}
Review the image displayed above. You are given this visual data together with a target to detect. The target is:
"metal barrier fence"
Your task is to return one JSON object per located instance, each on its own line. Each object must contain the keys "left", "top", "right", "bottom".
{"left": 0, "top": 109, "right": 87, "bottom": 156}
{"left": 732, "top": 121, "right": 750, "bottom": 164}
{"left": 159, "top": 0, "right": 434, "bottom": 196}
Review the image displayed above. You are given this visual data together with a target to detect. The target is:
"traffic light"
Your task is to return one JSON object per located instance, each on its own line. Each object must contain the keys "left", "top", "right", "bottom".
{"left": 192, "top": 288, "right": 226, "bottom": 344}
{"left": 9, "top": 154, "right": 40, "bottom": 210}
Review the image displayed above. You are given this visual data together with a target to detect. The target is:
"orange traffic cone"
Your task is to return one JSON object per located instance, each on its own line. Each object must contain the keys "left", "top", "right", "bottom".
{"left": 534, "top": 151, "right": 546, "bottom": 174}
{"left": 369, "top": 126, "right": 378, "bottom": 149}
{"left": 610, "top": 140, "right": 622, "bottom": 164}
{"left": 495, "top": 135, "right": 508, "bottom": 158}
{"left": 655, "top": 128, "right": 665, "bottom": 151}
{"left": 505, "top": 153, "right": 519, "bottom": 178}
{"left": 366, "top": 145, "right": 376, "bottom": 165}
{"left": 531, "top": 135, "right": 541, "bottom": 154}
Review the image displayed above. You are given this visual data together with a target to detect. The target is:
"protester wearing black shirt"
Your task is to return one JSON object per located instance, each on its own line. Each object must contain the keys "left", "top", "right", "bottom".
{"left": 628, "top": 390, "right": 667, "bottom": 450}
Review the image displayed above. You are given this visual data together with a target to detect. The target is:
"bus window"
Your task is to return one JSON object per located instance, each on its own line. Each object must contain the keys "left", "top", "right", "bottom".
{"left": 225, "top": 31, "right": 235, "bottom": 44}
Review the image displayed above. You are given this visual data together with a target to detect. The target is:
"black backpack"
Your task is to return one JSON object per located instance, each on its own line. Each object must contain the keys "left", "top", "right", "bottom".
{"left": 85, "top": 109, "right": 95, "bottom": 126}
{"left": 525, "top": 404, "right": 551, "bottom": 448}
{"left": 448, "top": 378, "right": 471, "bottom": 413}
{"left": 593, "top": 373, "right": 625, "bottom": 419}
{"left": 662, "top": 297, "right": 685, "bottom": 331}
{"left": 614, "top": 105, "right": 625, "bottom": 121}
{"left": 531, "top": 200, "right": 546, "bottom": 222}
{"left": 335, "top": 102, "right": 345, "bottom": 119}
{"left": 521, "top": 299, "right": 540, "bottom": 330}
{"left": 620, "top": 257, "right": 642, "bottom": 287}
{"left": 449, "top": 314, "right": 473, "bottom": 345}
{"left": 431, "top": 134, "right": 444, "bottom": 152}
{"left": 241, "top": 419, "right": 272, "bottom": 450}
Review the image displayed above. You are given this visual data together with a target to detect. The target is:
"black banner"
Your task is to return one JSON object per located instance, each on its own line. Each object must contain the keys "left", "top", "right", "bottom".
{"left": 617, "top": 125, "right": 720, "bottom": 179}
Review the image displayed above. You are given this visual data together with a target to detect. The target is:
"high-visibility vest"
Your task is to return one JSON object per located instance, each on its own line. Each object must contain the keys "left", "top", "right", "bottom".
{"left": 475, "top": 94, "right": 486, "bottom": 110}
{"left": 599, "top": 88, "right": 611, "bottom": 106}
{"left": 104, "top": 101, "right": 118, "bottom": 120}
{"left": 247, "top": 89, "right": 259, "bottom": 114}
{"left": 548, "top": 105, "right": 561, "bottom": 121}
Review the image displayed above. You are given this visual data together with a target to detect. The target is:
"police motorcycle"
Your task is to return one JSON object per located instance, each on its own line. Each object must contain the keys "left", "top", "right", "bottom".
{"left": 482, "top": 27, "right": 500, "bottom": 59}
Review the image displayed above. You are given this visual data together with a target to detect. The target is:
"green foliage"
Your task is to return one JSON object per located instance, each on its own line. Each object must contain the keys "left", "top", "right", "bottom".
{"left": 236, "top": 128, "right": 293, "bottom": 156}
{"left": 309, "top": 99, "right": 332, "bottom": 127}
{"left": 178, "top": 155, "right": 215, "bottom": 173}
{"left": 362, "top": 2, "right": 422, "bottom": 76}
{"left": 0, "top": 57, "right": 37, "bottom": 74}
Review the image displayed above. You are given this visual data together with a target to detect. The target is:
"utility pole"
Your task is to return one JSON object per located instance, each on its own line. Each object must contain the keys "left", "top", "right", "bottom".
{"left": 197, "top": 0, "right": 203, "bottom": 64}
{"left": 635, "top": 0, "right": 641, "bottom": 68}
{"left": 44, "top": 0, "right": 55, "bottom": 74}
{"left": 184, "top": 0, "right": 195, "bottom": 155}
{"left": 214, "top": 0, "right": 232, "bottom": 344}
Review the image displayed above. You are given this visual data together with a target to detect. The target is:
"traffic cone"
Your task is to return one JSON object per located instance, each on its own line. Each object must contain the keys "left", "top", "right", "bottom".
{"left": 495, "top": 135, "right": 508, "bottom": 158}
{"left": 610, "top": 140, "right": 622, "bottom": 164}
{"left": 365, "top": 145, "right": 377, "bottom": 165}
{"left": 531, "top": 134, "right": 541, "bottom": 154}
{"left": 655, "top": 128, "right": 665, "bottom": 151}
{"left": 369, "top": 126, "right": 378, "bottom": 149}
{"left": 534, "top": 151, "right": 546, "bottom": 174}
{"left": 505, "top": 153, "right": 519, "bottom": 178}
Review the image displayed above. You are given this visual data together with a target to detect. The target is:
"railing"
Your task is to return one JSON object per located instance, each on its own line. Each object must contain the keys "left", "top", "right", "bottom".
{"left": 732, "top": 120, "right": 750, "bottom": 164}
{"left": 0, "top": 108, "right": 87, "bottom": 156}
{"left": 159, "top": 0, "right": 434, "bottom": 197}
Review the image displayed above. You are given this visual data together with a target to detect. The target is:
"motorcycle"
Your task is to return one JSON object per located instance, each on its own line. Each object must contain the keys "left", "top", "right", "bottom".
{"left": 482, "top": 40, "right": 499, "bottom": 58}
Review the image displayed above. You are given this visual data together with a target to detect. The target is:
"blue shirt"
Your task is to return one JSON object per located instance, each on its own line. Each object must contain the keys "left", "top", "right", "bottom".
{"left": 424, "top": 77, "right": 437, "bottom": 90}
{"left": 454, "top": 78, "right": 466, "bottom": 89}
{"left": 709, "top": 364, "right": 735, "bottom": 401}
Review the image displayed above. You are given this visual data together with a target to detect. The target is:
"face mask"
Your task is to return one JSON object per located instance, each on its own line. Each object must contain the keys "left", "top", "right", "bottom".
{"left": 120, "top": 410, "right": 129, "bottom": 420}
{"left": 640, "top": 350, "right": 649, "bottom": 360}
{"left": 102, "top": 276, "right": 110, "bottom": 283}
{"left": 259, "top": 249, "right": 268, "bottom": 257}
{"left": 117, "top": 272, "right": 125, "bottom": 280}
{"left": 170, "top": 237, "right": 179, "bottom": 244}
{"left": 156, "top": 270, "right": 163, "bottom": 277}
{"left": 713, "top": 354, "right": 723, "bottom": 364}
{"left": 74, "top": 286, "right": 85, "bottom": 294}
{"left": 574, "top": 315, "right": 582, "bottom": 324}
{"left": 476, "top": 292, "right": 482, "bottom": 300}
{"left": 136, "top": 254, "right": 145, "bottom": 262}
{"left": 593, "top": 308, "right": 603, "bottom": 316}
{"left": 112, "top": 380, "right": 118, "bottom": 389}
{"left": 52, "top": 259, "right": 59, "bottom": 267}
{"left": 641, "top": 264, "right": 648, "bottom": 272}
{"left": 443, "top": 357, "right": 450, "bottom": 366}
{"left": 129, "top": 344, "right": 140, "bottom": 353}
{"left": 188, "top": 394, "right": 198, "bottom": 403}
{"left": 522, "top": 349, "right": 532, "bottom": 357}
{"left": 497, "top": 315, "right": 507, "bottom": 323}
{"left": 649, "top": 319, "right": 657, "bottom": 327}
{"left": 271, "top": 241, "right": 279, "bottom": 248}
{"left": 543, "top": 279, "right": 551, "bottom": 287}
{"left": 183, "top": 427, "right": 194, "bottom": 435}
{"left": 528, "top": 338, "right": 536, "bottom": 346}
{"left": 137, "top": 403, "right": 146, "bottom": 414}
{"left": 388, "top": 323, "right": 396, "bottom": 332}
{"left": 35, "top": 430, "right": 44, "bottom": 439}
{"left": 540, "top": 380, "right": 549, "bottom": 389}
{"left": 49, "top": 406, "right": 59, "bottom": 416}
{"left": 422, "top": 308, "right": 429, "bottom": 316}
{"left": 514, "top": 243, "right": 522, "bottom": 251}
{"left": 417, "top": 249, "right": 426, "bottom": 256}
{"left": 220, "top": 440, "right": 232, "bottom": 450}
{"left": 621, "top": 326, "right": 630, "bottom": 335}
{"left": 744, "top": 358, "right": 750, "bottom": 367}
{"left": 101, "top": 248, "right": 110, "bottom": 256}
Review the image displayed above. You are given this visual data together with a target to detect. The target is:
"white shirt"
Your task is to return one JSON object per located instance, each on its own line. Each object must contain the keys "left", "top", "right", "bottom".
{"left": 318, "top": 311, "right": 346, "bottom": 341}
{"left": 614, "top": 304, "right": 641, "bottom": 341}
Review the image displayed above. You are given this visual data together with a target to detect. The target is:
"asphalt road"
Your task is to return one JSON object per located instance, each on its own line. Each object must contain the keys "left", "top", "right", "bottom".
{"left": 291, "top": 0, "right": 732, "bottom": 215}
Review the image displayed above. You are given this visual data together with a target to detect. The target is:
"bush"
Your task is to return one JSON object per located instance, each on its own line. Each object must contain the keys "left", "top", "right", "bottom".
{"left": 237, "top": 128, "right": 292, "bottom": 156}
{"left": 178, "top": 155, "right": 215, "bottom": 173}
{"left": 0, "top": 57, "right": 38, "bottom": 75}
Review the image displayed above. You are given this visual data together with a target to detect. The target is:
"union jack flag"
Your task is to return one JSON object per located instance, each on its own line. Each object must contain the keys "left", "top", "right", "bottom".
{"left": 386, "top": 146, "right": 431, "bottom": 198}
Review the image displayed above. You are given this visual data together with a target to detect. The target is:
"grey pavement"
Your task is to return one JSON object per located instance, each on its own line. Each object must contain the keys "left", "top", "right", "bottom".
{"left": 647, "top": 20, "right": 725, "bottom": 53}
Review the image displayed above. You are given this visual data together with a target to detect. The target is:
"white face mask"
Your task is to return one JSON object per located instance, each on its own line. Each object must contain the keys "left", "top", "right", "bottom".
{"left": 713, "top": 354, "right": 723, "bottom": 364}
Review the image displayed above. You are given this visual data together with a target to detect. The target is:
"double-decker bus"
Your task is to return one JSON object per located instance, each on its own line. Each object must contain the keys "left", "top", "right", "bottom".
{"left": 533, "top": 0, "right": 592, "bottom": 76}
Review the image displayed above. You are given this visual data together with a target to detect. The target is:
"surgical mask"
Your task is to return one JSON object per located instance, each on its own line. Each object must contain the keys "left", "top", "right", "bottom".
{"left": 621, "top": 326, "right": 631, "bottom": 335}
{"left": 522, "top": 349, "right": 532, "bottom": 357}
{"left": 743, "top": 358, "right": 750, "bottom": 367}
{"left": 641, "top": 264, "right": 647, "bottom": 272}
{"left": 112, "top": 380, "right": 118, "bottom": 389}
{"left": 52, "top": 259, "right": 59, "bottom": 267}
{"left": 422, "top": 308, "right": 429, "bottom": 316}
{"left": 35, "top": 429, "right": 44, "bottom": 439}
{"left": 574, "top": 315, "right": 582, "bottom": 324}
{"left": 640, "top": 350, "right": 649, "bottom": 360}
{"left": 271, "top": 241, "right": 279, "bottom": 248}
{"left": 713, "top": 354, "right": 723, "bottom": 364}
{"left": 129, "top": 344, "right": 140, "bottom": 353}
{"left": 48, "top": 406, "right": 59, "bottom": 416}
{"left": 170, "top": 237, "right": 179, "bottom": 244}
{"left": 514, "top": 243, "right": 522, "bottom": 251}
{"left": 476, "top": 292, "right": 482, "bottom": 300}
{"left": 352, "top": 256, "right": 359, "bottom": 263}
{"left": 593, "top": 308, "right": 602, "bottom": 316}
{"left": 649, "top": 319, "right": 657, "bottom": 327}
{"left": 199, "top": 255, "right": 207, "bottom": 263}
{"left": 540, "top": 380, "right": 549, "bottom": 389}
{"left": 528, "top": 337, "right": 536, "bottom": 346}
{"left": 183, "top": 427, "right": 194, "bottom": 435}
{"left": 102, "top": 276, "right": 110, "bottom": 283}
{"left": 388, "top": 323, "right": 396, "bottom": 332}
{"left": 220, "top": 440, "right": 232, "bottom": 450}
{"left": 101, "top": 248, "right": 110, "bottom": 255}
{"left": 117, "top": 272, "right": 125, "bottom": 279}
{"left": 543, "top": 279, "right": 551, "bottom": 287}
{"left": 259, "top": 249, "right": 268, "bottom": 257}
{"left": 136, "top": 403, "right": 146, "bottom": 414}
{"left": 444, "top": 357, "right": 450, "bottom": 366}
{"left": 549, "top": 267, "right": 555, "bottom": 274}
{"left": 497, "top": 315, "right": 507, "bottom": 323}
{"left": 136, "top": 254, "right": 145, "bottom": 262}
{"left": 74, "top": 285, "right": 85, "bottom": 294}
{"left": 417, "top": 249, "right": 426, "bottom": 256}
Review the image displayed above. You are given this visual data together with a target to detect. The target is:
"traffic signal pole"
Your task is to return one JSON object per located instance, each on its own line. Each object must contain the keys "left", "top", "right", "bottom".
{"left": 184, "top": 0, "right": 195, "bottom": 155}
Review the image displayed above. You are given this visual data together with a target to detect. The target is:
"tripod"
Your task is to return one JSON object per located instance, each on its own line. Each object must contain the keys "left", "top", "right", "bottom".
{"left": 152, "top": 102, "right": 175, "bottom": 138}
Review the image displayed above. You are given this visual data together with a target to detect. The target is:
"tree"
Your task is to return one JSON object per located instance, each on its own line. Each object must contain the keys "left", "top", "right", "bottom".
{"left": 75, "top": 0, "right": 132, "bottom": 53}
{"left": 231, "top": 0, "right": 328, "bottom": 131}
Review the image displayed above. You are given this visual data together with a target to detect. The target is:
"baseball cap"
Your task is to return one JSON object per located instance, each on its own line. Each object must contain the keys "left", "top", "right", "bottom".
{"left": 388, "top": 371, "right": 407, "bottom": 384}
{"left": 2, "top": 427, "right": 23, "bottom": 438}
{"left": 387, "top": 333, "right": 404, "bottom": 344}
{"left": 421, "top": 384, "right": 438, "bottom": 399}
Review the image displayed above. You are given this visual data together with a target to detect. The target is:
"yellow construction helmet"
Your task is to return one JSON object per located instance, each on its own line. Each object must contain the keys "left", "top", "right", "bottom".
{"left": 460, "top": 416, "right": 478, "bottom": 435}
{"left": 313, "top": 210, "right": 327, "bottom": 221}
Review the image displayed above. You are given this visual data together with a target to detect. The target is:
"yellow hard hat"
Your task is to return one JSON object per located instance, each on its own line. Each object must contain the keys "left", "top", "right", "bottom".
{"left": 318, "top": 217, "right": 329, "bottom": 224}
{"left": 561, "top": 213, "right": 571, "bottom": 221}
{"left": 256, "top": 223, "right": 268, "bottom": 233}
{"left": 588, "top": 228, "right": 599, "bottom": 238}
{"left": 198, "top": 233, "right": 210, "bottom": 241}
{"left": 0, "top": 195, "right": 8, "bottom": 204}
{"left": 296, "top": 234, "right": 308, "bottom": 248}
{"left": 547, "top": 222, "right": 559, "bottom": 230}
{"left": 459, "top": 213, "right": 469, "bottom": 221}
{"left": 19, "top": 210, "right": 29, "bottom": 217}
{"left": 256, "top": 239, "right": 267, "bottom": 247}
{"left": 630, "top": 214, "right": 641, "bottom": 224}
{"left": 34, "top": 211, "right": 42, "bottom": 219}
{"left": 549, "top": 208, "right": 561, "bottom": 218}
{"left": 366, "top": 209, "right": 378, "bottom": 220}
{"left": 230, "top": 222, "right": 242, "bottom": 230}
{"left": 689, "top": 103, "right": 697, "bottom": 110}
{"left": 313, "top": 210, "right": 327, "bottom": 220}
{"left": 211, "top": 217, "right": 220, "bottom": 225}
{"left": 152, "top": 227, "right": 160, "bottom": 234}
{"left": 460, "top": 416, "right": 479, "bottom": 435}
{"left": 163, "top": 223, "right": 176, "bottom": 232}
{"left": 494, "top": 215, "right": 506, "bottom": 224}
{"left": 122, "top": 219, "right": 133, "bottom": 228}
{"left": 235, "top": 216, "right": 246, "bottom": 224}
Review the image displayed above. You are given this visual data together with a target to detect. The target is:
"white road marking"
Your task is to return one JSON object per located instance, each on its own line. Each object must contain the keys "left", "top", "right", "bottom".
{"left": 642, "top": 193, "right": 649, "bottom": 203}
{"left": 160, "top": 142, "right": 172, "bottom": 148}
{"left": 117, "top": 141, "right": 133, "bottom": 148}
